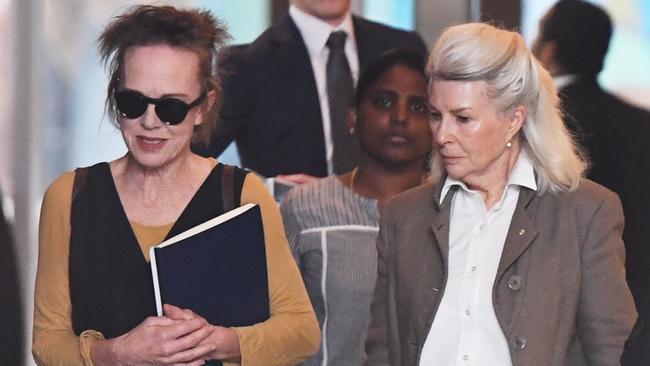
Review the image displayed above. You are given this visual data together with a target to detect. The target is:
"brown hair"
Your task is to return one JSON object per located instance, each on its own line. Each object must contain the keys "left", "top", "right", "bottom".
{"left": 98, "top": 5, "right": 229, "bottom": 145}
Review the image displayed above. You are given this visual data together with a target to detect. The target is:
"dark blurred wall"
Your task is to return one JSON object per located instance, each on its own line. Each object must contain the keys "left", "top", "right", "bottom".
{"left": 0, "top": 194, "right": 23, "bottom": 366}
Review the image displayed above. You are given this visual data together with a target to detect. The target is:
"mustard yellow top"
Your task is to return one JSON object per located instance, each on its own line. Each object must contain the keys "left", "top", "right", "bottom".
{"left": 33, "top": 161, "right": 320, "bottom": 366}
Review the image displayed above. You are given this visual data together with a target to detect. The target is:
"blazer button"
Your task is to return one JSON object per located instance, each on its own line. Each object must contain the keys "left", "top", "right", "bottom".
{"left": 508, "top": 275, "right": 522, "bottom": 291}
{"left": 512, "top": 336, "right": 526, "bottom": 350}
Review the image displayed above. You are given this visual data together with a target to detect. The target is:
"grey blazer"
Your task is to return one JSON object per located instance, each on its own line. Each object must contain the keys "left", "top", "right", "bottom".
{"left": 364, "top": 179, "right": 636, "bottom": 366}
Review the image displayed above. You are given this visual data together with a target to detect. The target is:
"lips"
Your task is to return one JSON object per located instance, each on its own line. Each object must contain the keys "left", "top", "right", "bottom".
{"left": 441, "top": 154, "right": 463, "bottom": 164}
{"left": 385, "top": 134, "right": 410, "bottom": 144}
{"left": 136, "top": 136, "right": 167, "bottom": 151}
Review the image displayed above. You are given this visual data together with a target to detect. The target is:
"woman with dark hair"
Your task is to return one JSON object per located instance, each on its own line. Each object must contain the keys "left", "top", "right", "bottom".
{"left": 364, "top": 23, "right": 636, "bottom": 366}
{"left": 32, "top": 5, "right": 319, "bottom": 365}
{"left": 281, "top": 49, "right": 432, "bottom": 366}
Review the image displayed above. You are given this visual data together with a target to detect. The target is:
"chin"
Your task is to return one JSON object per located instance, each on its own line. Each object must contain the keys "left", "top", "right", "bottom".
{"left": 129, "top": 152, "right": 173, "bottom": 170}
{"left": 444, "top": 167, "right": 467, "bottom": 181}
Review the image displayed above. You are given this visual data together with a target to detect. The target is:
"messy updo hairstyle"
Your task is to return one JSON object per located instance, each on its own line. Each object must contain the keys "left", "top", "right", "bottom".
{"left": 427, "top": 23, "right": 588, "bottom": 193}
{"left": 98, "top": 5, "right": 229, "bottom": 145}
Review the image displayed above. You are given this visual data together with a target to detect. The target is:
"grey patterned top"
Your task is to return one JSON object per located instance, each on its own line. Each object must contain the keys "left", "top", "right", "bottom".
{"left": 281, "top": 176, "right": 380, "bottom": 366}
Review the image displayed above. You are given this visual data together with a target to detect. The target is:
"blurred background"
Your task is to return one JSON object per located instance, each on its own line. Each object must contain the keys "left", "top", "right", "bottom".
{"left": 1, "top": 0, "right": 648, "bottom": 364}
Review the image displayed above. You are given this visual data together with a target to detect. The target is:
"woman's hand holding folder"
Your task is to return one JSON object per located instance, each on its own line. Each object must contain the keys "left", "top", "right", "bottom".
{"left": 165, "top": 304, "right": 242, "bottom": 363}
{"left": 90, "top": 306, "right": 214, "bottom": 366}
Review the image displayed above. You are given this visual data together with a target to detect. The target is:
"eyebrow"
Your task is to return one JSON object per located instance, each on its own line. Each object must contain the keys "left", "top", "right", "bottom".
{"left": 450, "top": 107, "right": 472, "bottom": 113}
{"left": 427, "top": 105, "right": 472, "bottom": 113}
{"left": 372, "top": 88, "right": 426, "bottom": 98}
{"left": 121, "top": 88, "right": 190, "bottom": 99}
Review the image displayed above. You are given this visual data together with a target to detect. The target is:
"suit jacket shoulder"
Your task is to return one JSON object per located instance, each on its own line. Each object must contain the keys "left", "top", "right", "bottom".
{"left": 381, "top": 182, "right": 437, "bottom": 221}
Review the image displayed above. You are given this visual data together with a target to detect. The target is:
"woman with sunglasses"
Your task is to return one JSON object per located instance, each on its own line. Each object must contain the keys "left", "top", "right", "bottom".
{"left": 33, "top": 5, "right": 319, "bottom": 366}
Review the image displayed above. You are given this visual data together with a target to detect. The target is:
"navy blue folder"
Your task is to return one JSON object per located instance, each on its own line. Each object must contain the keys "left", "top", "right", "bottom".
{"left": 150, "top": 203, "right": 269, "bottom": 365}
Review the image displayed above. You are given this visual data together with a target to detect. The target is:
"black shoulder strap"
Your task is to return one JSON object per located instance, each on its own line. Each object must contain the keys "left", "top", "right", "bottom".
{"left": 221, "top": 165, "right": 236, "bottom": 212}
{"left": 72, "top": 167, "right": 89, "bottom": 205}
{"left": 72, "top": 167, "right": 89, "bottom": 201}
{"left": 220, "top": 164, "right": 248, "bottom": 212}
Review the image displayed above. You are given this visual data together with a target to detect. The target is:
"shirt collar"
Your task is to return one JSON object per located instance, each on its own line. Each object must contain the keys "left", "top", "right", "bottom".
{"left": 439, "top": 149, "right": 538, "bottom": 204}
{"left": 553, "top": 74, "right": 578, "bottom": 90}
{"left": 289, "top": 4, "right": 354, "bottom": 57}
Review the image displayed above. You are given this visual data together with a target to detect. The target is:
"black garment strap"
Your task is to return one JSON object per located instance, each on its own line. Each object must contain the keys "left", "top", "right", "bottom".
{"left": 72, "top": 167, "right": 88, "bottom": 203}
{"left": 222, "top": 164, "right": 235, "bottom": 212}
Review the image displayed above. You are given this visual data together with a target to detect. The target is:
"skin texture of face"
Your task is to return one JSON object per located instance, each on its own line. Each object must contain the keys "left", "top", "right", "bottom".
{"left": 428, "top": 80, "right": 524, "bottom": 189}
{"left": 292, "top": 0, "right": 351, "bottom": 25}
{"left": 351, "top": 64, "right": 432, "bottom": 170}
{"left": 119, "top": 45, "right": 210, "bottom": 170}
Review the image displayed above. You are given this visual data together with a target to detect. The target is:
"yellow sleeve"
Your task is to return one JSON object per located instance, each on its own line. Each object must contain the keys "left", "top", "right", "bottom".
{"left": 230, "top": 173, "right": 320, "bottom": 366}
{"left": 32, "top": 171, "right": 104, "bottom": 366}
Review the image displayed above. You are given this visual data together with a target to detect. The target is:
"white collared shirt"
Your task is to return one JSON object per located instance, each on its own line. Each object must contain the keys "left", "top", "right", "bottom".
{"left": 289, "top": 5, "right": 360, "bottom": 175}
{"left": 419, "top": 151, "right": 537, "bottom": 366}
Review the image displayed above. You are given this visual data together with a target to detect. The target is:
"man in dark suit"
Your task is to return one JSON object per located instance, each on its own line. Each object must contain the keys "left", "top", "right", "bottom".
{"left": 533, "top": 0, "right": 650, "bottom": 308}
{"left": 200, "top": 0, "right": 427, "bottom": 182}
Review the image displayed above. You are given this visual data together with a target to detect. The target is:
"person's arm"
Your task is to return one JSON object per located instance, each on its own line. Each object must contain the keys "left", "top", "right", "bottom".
{"left": 230, "top": 173, "right": 320, "bottom": 366}
{"left": 363, "top": 205, "right": 394, "bottom": 366}
{"left": 577, "top": 189, "right": 637, "bottom": 365}
{"left": 0, "top": 190, "right": 23, "bottom": 365}
{"left": 33, "top": 171, "right": 104, "bottom": 366}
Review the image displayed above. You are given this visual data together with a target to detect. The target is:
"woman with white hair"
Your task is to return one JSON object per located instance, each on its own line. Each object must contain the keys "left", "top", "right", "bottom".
{"left": 363, "top": 23, "right": 636, "bottom": 366}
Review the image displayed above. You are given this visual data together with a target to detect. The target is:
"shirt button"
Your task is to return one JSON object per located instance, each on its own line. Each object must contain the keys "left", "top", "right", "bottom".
{"left": 471, "top": 266, "right": 477, "bottom": 272}
{"left": 465, "top": 309, "right": 471, "bottom": 316}
{"left": 463, "top": 354, "right": 469, "bottom": 361}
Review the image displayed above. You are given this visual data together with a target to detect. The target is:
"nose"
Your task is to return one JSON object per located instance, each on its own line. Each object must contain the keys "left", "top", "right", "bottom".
{"left": 140, "top": 104, "right": 163, "bottom": 130}
{"left": 391, "top": 100, "right": 409, "bottom": 125}
{"left": 432, "top": 116, "right": 451, "bottom": 147}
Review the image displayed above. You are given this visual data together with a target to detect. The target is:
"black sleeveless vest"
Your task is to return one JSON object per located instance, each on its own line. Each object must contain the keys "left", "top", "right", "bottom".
{"left": 69, "top": 162, "right": 247, "bottom": 339}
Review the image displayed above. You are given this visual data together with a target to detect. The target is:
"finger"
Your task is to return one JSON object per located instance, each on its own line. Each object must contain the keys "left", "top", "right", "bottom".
{"left": 170, "top": 358, "right": 206, "bottom": 366}
{"left": 162, "top": 340, "right": 215, "bottom": 365}
{"left": 171, "top": 361, "right": 205, "bottom": 366}
{"left": 164, "top": 304, "right": 196, "bottom": 320}
{"left": 142, "top": 315, "right": 179, "bottom": 327}
{"left": 278, "top": 176, "right": 302, "bottom": 184}
{"left": 163, "top": 317, "right": 210, "bottom": 341}
{"left": 170, "top": 323, "right": 214, "bottom": 353}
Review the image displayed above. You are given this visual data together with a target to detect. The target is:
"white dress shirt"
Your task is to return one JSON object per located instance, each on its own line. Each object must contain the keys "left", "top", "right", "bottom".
{"left": 419, "top": 151, "right": 537, "bottom": 366}
{"left": 289, "top": 5, "right": 360, "bottom": 175}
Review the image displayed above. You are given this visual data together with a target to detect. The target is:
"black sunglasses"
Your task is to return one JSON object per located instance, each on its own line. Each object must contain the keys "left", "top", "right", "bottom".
{"left": 114, "top": 90, "right": 207, "bottom": 125}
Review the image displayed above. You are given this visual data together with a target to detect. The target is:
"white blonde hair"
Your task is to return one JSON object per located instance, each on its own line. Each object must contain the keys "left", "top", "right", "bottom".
{"left": 427, "top": 23, "right": 588, "bottom": 193}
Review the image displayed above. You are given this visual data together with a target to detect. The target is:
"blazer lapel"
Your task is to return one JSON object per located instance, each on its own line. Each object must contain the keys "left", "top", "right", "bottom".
{"left": 413, "top": 184, "right": 454, "bottom": 339}
{"left": 430, "top": 185, "right": 455, "bottom": 266}
{"left": 496, "top": 187, "right": 539, "bottom": 281}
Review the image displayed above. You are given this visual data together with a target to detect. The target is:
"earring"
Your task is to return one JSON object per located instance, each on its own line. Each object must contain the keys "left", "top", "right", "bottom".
{"left": 506, "top": 142, "right": 512, "bottom": 148}
{"left": 349, "top": 127, "right": 355, "bottom": 134}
